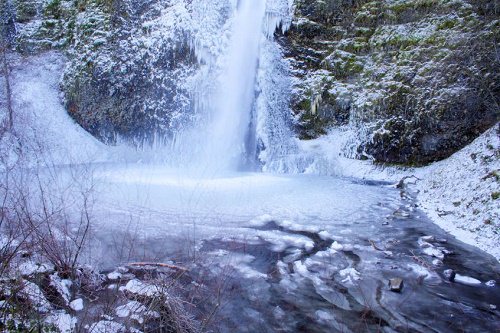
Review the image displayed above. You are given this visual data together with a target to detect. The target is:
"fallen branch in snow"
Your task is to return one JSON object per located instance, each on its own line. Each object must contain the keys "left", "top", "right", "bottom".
{"left": 127, "top": 262, "right": 188, "bottom": 271}
{"left": 369, "top": 240, "right": 384, "bottom": 251}
{"left": 396, "top": 175, "right": 421, "bottom": 189}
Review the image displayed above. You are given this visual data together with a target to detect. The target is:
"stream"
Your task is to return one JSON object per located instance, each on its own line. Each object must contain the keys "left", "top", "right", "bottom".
{"left": 86, "top": 164, "right": 500, "bottom": 333}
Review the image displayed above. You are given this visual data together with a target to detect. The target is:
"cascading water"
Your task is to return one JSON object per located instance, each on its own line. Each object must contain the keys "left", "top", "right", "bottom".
{"left": 166, "top": 0, "right": 297, "bottom": 173}
{"left": 200, "top": 0, "right": 267, "bottom": 172}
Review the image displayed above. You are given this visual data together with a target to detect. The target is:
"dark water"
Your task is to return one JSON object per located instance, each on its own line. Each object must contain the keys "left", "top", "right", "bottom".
{"left": 183, "top": 189, "right": 500, "bottom": 333}
{"left": 91, "top": 172, "right": 500, "bottom": 333}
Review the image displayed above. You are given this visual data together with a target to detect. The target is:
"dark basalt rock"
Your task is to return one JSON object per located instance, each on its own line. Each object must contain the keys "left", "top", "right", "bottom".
{"left": 388, "top": 278, "right": 404, "bottom": 292}
{"left": 282, "top": 0, "right": 500, "bottom": 165}
{"left": 443, "top": 269, "right": 456, "bottom": 282}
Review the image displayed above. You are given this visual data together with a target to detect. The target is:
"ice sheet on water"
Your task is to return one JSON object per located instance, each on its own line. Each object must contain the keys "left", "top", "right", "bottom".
{"left": 91, "top": 165, "right": 399, "bottom": 243}
{"left": 208, "top": 251, "right": 267, "bottom": 278}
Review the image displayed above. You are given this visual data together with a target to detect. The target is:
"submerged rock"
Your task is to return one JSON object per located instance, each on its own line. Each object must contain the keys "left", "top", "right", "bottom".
{"left": 388, "top": 278, "right": 404, "bottom": 292}
{"left": 443, "top": 269, "right": 456, "bottom": 282}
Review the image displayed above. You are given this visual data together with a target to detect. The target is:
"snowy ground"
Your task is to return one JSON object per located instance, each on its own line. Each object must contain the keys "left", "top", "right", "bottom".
{"left": 413, "top": 126, "right": 500, "bottom": 260}
{"left": 295, "top": 125, "right": 500, "bottom": 261}
{"left": 0, "top": 52, "right": 108, "bottom": 169}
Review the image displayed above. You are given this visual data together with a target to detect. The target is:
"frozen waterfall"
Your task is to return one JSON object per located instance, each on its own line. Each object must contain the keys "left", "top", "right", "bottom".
{"left": 200, "top": 0, "right": 266, "bottom": 172}
{"left": 166, "top": 0, "right": 297, "bottom": 173}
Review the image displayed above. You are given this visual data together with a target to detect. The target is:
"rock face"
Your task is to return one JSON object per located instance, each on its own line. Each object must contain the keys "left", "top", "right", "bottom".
{"left": 282, "top": 0, "right": 500, "bottom": 165}
{"left": 60, "top": 0, "right": 197, "bottom": 144}
{"left": 3, "top": 0, "right": 196, "bottom": 144}
{"left": 2, "top": 0, "right": 499, "bottom": 163}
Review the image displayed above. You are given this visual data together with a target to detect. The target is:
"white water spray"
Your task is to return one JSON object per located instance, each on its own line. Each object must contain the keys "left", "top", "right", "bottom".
{"left": 200, "top": 0, "right": 267, "bottom": 172}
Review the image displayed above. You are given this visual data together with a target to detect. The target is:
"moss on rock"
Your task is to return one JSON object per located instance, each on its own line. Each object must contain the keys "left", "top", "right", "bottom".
{"left": 284, "top": 0, "right": 500, "bottom": 165}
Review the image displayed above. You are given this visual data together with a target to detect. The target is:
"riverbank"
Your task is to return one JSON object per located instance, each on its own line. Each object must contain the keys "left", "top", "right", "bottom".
{"left": 288, "top": 123, "right": 499, "bottom": 261}
{"left": 413, "top": 124, "right": 500, "bottom": 261}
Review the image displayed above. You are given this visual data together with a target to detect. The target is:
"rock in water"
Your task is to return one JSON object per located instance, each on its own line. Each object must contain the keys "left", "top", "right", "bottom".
{"left": 443, "top": 269, "right": 456, "bottom": 282}
{"left": 485, "top": 280, "right": 496, "bottom": 287}
{"left": 388, "top": 278, "right": 404, "bottom": 292}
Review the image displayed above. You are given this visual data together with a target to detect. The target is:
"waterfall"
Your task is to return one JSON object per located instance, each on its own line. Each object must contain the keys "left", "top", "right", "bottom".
{"left": 165, "top": 0, "right": 297, "bottom": 173}
{"left": 199, "top": 0, "right": 267, "bottom": 172}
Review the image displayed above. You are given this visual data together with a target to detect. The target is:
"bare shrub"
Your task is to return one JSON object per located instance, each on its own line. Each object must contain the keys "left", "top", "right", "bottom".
{"left": 1, "top": 159, "right": 97, "bottom": 276}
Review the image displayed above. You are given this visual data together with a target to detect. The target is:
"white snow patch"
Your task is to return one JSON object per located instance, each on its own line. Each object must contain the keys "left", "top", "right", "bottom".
{"left": 318, "top": 230, "right": 333, "bottom": 240}
{"left": 115, "top": 301, "right": 147, "bottom": 318}
{"left": 455, "top": 274, "right": 482, "bottom": 286}
{"left": 89, "top": 320, "right": 126, "bottom": 333}
{"left": 45, "top": 311, "right": 76, "bottom": 333}
{"left": 331, "top": 241, "right": 344, "bottom": 251}
{"left": 248, "top": 214, "right": 275, "bottom": 226}
{"left": 124, "top": 279, "right": 162, "bottom": 298}
{"left": 107, "top": 271, "right": 122, "bottom": 280}
{"left": 422, "top": 247, "right": 445, "bottom": 260}
{"left": 20, "top": 280, "right": 52, "bottom": 313}
{"left": 3, "top": 52, "right": 108, "bottom": 169}
{"left": 18, "top": 261, "right": 54, "bottom": 276}
{"left": 69, "top": 298, "right": 84, "bottom": 311}
{"left": 414, "top": 125, "right": 500, "bottom": 261}
{"left": 339, "top": 268, "right": 361, "bottom": 285}
{"left": 50, "top": 274, "right": 72, "bottom": 304}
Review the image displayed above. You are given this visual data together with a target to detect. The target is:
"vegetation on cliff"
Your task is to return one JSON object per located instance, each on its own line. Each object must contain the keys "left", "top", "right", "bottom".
{"left": 284, "top": 0, "right": 499, "bottom": 165}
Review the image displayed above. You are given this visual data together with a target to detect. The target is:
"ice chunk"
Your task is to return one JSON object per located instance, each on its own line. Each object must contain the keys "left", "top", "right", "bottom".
{"left": 455, "top": 274, "right": 481, "bottom": 286}
{"left": 70, "top": 298, "right": 84, "bottom": 311}
{"left": 339, "top": 268, "right": 361, "bottom": 285}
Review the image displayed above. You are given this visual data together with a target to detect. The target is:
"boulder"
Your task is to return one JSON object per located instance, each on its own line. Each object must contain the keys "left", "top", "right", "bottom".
{"left": 388, "top": 278, "right": 404, "bottom": 292}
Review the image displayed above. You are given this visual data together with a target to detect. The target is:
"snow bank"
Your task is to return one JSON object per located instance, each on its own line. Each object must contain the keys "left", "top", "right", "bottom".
{"left": 413, "top": 124, "right": 500, "bottom": 260}
{"left": 290, "top": 123, "right": 499, "bottom": 260}
{"left": 4, "top": 51, "right": 108, "bottom": 168}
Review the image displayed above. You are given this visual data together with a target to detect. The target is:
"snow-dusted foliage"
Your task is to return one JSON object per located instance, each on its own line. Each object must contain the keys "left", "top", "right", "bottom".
{"left": 285, "top": 0, "right": 500, "bottom": 165}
